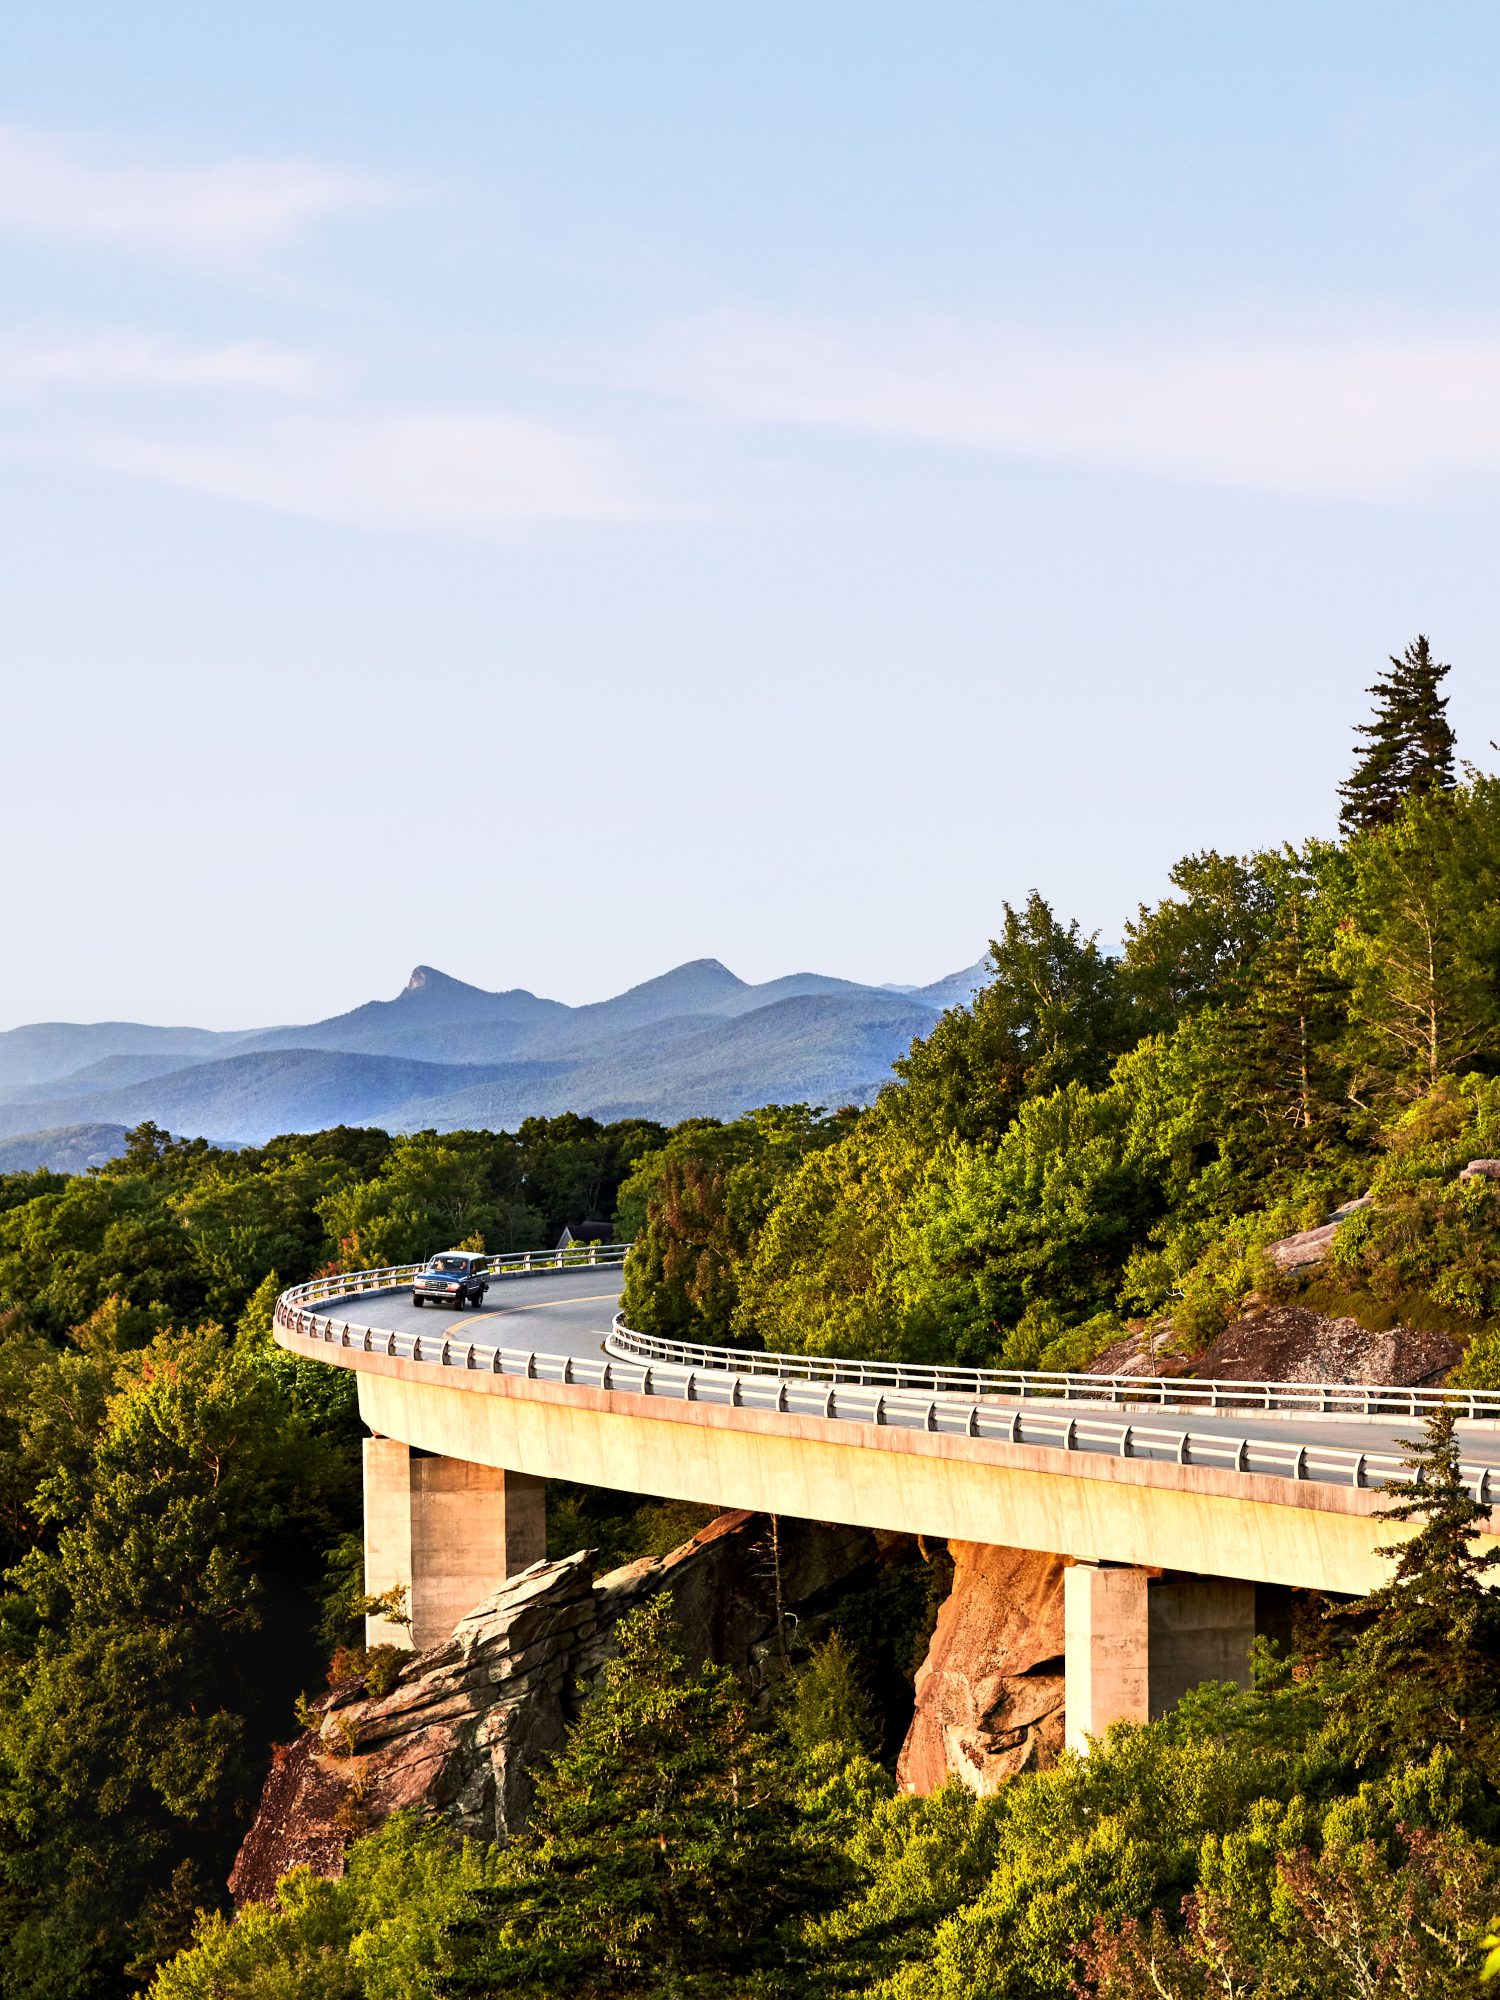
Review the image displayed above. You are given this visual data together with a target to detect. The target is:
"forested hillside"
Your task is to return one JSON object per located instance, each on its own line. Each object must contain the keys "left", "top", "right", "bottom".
{"left": 2, "top": 640, "right": 1500, "bottom": 1995}
{"left": 0, "top": 1114, "right": 660, "bottom": 1994}
{"left": 622, "top": 639, "right": 1500, "bottom": 1392}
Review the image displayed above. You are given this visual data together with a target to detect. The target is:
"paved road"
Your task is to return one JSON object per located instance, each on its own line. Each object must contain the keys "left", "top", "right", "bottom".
{"left": 320, "top": 1268, "right": 1500, "bottom": 1493}
{"left": 361, "top": 1265, "right": 624, "bottom": 1358}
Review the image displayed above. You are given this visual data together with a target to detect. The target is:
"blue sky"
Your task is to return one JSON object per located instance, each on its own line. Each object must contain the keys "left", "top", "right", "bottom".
{"left": 4, "top": 4, "right": 1499, "bottom": 1027}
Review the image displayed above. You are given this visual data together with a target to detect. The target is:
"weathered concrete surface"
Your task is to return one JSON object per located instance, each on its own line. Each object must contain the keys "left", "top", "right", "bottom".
{"left": 1063, "top": 1566, "right": 1259, "bottom": 1753}
{"left": 1146, "top": 1577, "right": 1256, "bottom": 1716}
{"left": 300, "top": 1340, "right": 1493, "bottom": 1597}
{"left": 230, "top": 1510, "right": 878, "bottom": 1903}
{"left": 363, "top": 1439, "right": 547, "bottom": 1649}
{"left": 1064, "top": 1565, "right": 1150, "bottom": 1753}
{"left": 897, "top": 1543, "right": 1066, "bottom": 1795}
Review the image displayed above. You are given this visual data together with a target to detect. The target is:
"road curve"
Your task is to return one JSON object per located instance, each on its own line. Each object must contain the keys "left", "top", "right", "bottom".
{"left": 357, "top": 1263, "right": 624, "bottom": 1364}
{"left": 289, "top": 1263, "right": 1500, "bottom": 1499}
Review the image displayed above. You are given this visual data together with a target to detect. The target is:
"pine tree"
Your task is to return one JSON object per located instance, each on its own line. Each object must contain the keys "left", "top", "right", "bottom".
{"left": 1336, "top": 1406, "right": 1500, "bottom": 1775}
{"left": 1338, "top": 635, "right": 1457, "bottom": 836}
{"left": 1208, "top": 859, "right": 1352, "bottom": 1172}
{"left": 438, "top": 1594, "right": 824, "bottom": 1997}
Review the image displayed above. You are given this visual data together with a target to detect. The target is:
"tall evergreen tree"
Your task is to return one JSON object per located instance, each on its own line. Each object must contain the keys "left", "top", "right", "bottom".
{"left": 1338, "top": 635, "right": 1457, "bottom": 836}
{"left": 1209, "top": 879, "right": 1351, "bottom": 1172}
{"left": 438, "top": 1594, "right": 824, "bottom": 1997}
{"left": 1335, "top": 1405, "right": 1500, "bottom": 1775}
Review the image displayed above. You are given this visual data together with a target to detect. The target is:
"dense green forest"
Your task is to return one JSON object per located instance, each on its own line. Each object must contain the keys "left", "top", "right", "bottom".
{"left": 2, "top": 639, "right": 1499, "bottom": 1994}
{"left": 0, "top": 1115, "right": 662, "bottom": 1995}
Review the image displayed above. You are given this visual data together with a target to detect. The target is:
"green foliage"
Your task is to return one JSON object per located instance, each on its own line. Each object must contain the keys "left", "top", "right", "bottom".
{"left": 1081, "top": 1821, "right": 1497, "bottom": 1998}
{"left": 715, "top": 777, "right": 1500, "bottom": 1367}
{"left": 1331, "top": 1407, "right": 1500, "bottom": 1778}
{"left": 544, "top": 1481, "right": 720, "bottom": 1568}
{"left": 151, "top": 1814, "right": 501, "bottom": 2000}
{"left": 618, "top": 1104, "right": 855, "bottom": 1341}
{"left": 439, "top": 1594, "right": 833, "bottom": 1996}
{"left": 0, "top": 1115, "right": 654, "bottom": 1349}
{"left": 1338, "top": 633, "right": 1457, "bottom": 836}
{"left": 891, "top": 891, "right": 1132, "bottom": 1150}
{"left": 808, "top": 1696, "right": 1316, "bottom": 2000}
{"left": 318, "top": 1131, "right": 540, "bottom": 1268}
{"left": 0, "top": 1319, "right": 353, "bottom": 1996}
{"left": 1121, "top": 849, "right": 1279, "bottom": 1027}
{"left": 1334, "top": 778, "right": 1500, "bottom": 1101}
{"left": 513, "top": 1114, "right": 663, "bottom": 1240}
{"left": 784, "top": 1632, "right": 881, "bottom": 1763}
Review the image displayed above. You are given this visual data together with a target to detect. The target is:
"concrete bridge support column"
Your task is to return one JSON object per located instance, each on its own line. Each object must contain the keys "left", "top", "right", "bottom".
{"left": 1064, "top": 1564, "right": 1256, "bottom": 1755}
{"left": 1064, "top": 1564, "right": 1149, "bottom": 1753}
{"left": 362, "top": 1438, "right": 546, "bottom": 1651}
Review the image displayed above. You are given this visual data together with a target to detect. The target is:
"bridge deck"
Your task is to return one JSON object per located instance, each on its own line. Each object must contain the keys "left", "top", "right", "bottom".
{"left": 339, "top": 1269, "right": 1500, "bottom": 1477}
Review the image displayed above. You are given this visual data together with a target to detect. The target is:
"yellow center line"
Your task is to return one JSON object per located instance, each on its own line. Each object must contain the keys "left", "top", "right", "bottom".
{"left": 472, "top": 1291, "right": 620, "bottom": 1316}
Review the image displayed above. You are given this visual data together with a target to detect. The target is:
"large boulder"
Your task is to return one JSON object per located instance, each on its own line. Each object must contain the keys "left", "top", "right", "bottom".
{"left": 896, "top": 1543, "right": 1067, "bottom": 1796}
{"left": 1193, "top": 1303, "right": 1459, "bottom": 1387}
{"left": 230, "top": 1510, "right": 878, "bottom": 1903}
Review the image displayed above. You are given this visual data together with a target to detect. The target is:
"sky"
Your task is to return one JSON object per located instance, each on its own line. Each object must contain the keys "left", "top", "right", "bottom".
{"left": 3, "top": 3, "right": 1499, "bottom": 1029}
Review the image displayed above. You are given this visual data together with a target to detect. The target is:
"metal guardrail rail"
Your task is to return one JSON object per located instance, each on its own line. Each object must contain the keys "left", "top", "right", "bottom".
{"left": 273, "top": 1258, "right": 1500, "bottom": 1507}
{"left": 279, "top": 1243, "right": 629, "bottom": 1312}
{"left": 603, "top": 1318, "right": 1500, "bottom": 1424}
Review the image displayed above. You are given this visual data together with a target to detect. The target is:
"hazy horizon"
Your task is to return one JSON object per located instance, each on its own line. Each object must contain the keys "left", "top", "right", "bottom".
{"left": 0, "top": 949, "right": 992, "bottom": 1035}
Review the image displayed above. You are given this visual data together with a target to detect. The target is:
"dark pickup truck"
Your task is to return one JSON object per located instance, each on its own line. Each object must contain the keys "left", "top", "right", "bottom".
{"left": 412, "top": 1251, "right": 489, "bottom": 1310}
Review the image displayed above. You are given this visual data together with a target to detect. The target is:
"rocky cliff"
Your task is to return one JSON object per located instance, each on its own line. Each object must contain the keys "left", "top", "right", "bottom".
{"left": 230, "top": 1510, "right": 877, "bottom": 1904}
{"left": 896, "top": 1543, "right": 1066, "bottom": 1795}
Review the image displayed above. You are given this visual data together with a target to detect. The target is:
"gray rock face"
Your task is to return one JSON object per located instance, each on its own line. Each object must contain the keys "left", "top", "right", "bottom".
{"left": 1264, "top": 1220, "right": 1343, "bottom": 1273}
{"left": 1193, "top": 1303, "right": 1460, "bottom": 1387}
{"left": 1263, "top": 1193, "right": 1373, "bottom": 1272}
{"left": 230, "top": 1510, "right": 878, "bottom": 1903}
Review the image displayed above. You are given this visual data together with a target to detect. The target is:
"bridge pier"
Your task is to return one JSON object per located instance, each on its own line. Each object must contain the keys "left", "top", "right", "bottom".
{"left": 1064, "top": 1564, "right": 1255, "bottom": 1754}
{"left": 362, "top": 1438, "right": 546, "bottom": 1650}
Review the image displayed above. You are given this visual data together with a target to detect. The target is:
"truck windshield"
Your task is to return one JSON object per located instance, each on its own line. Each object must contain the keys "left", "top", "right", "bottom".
{"left": 429, "top": 1257, "right": 469, "bottom": 1274}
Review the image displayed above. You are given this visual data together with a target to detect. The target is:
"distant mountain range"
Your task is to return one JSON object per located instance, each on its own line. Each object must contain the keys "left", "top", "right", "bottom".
{"left": 0, "top": 956, "right": 990, "bottom": 1167}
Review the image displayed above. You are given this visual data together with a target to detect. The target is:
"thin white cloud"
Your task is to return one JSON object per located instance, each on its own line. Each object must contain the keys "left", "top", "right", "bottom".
{"left": 0, "top": 331, "right": 326, "bottom": 397}
{"left": 79, "top": 409, "right": 659, "bottom": 535}
{"left": 638, "top": 309, "right": 1500, "bottom": 504}
{"left": 0, "top": 126, "right": 397, "bottom": 267}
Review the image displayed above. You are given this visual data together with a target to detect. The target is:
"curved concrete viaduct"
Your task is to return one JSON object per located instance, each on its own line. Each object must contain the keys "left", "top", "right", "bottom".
{"left": 276, "top": 1254, "right": 1500, "bottom": 1752}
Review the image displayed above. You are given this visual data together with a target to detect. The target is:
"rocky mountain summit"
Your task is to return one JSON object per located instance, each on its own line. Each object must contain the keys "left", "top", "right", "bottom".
{"left": 0, "top": 955, "right": 990, "bottom": 1152}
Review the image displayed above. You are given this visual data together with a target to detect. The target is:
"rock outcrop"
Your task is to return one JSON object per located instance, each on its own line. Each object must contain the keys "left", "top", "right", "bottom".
{"left": 897, "top": 1543, "right": 1066, "bottom": 1796}
{"left": 1262, "top": 1194, "right": 1372, "bottom": 1274}
{"left": 1193, "top": 1303, "right": 1460, "bottom": 1387}
{"left": 231, "top": 1510, "right": 877, "bottom": 1904}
